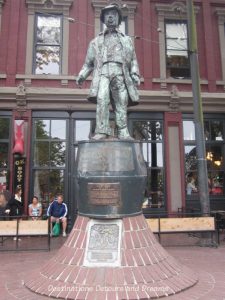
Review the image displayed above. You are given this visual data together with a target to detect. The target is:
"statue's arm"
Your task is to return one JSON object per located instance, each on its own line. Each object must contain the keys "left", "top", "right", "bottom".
{"left": 76, "top": 41, "right": 95, "bottom": 86}
{"left": 129, "top": 38, "right": 141, "bottom": 86}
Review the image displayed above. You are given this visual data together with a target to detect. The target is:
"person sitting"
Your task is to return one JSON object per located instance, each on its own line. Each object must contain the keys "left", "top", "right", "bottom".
{"left": 47, "top": 194, "right": 68, "bottom": 237}
{"left": 28, "top": 196, "right": 42, "bottom": 220}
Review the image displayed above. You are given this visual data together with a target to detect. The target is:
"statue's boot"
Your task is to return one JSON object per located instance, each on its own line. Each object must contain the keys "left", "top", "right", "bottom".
{"left": 91, "top": 133, "right": 108, "bottom": 140}
{"left": 118, "top": 127, "right": 134, "bottom": 140}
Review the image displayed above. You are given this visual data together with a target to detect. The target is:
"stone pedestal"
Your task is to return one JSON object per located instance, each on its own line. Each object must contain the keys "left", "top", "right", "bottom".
{"left": 24, "top": 140, "right": 198, "bottom": 299}
{"left": 24, "top": 215, "right": 197, "bottom": 299}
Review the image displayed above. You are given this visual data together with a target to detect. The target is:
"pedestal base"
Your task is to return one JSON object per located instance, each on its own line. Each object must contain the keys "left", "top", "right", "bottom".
{"left": 24, "top": 214, "right": 198, "bottom": 299}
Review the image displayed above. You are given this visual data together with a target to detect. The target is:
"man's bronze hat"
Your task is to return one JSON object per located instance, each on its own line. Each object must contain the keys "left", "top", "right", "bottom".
{"left": 100, "top": 4, "right": 122, "bottom": 25}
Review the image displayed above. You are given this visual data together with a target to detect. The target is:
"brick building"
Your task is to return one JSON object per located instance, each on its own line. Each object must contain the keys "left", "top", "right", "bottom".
{"left": 0, "top": 0, "right": 225, "bottom": 226}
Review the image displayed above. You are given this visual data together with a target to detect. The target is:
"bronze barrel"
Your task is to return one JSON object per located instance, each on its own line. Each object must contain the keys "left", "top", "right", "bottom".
{"left": 75, "top": 140, "right": 147, "bottom": 219}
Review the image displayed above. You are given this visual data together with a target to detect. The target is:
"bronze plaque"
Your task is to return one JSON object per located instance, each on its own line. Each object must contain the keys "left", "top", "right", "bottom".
{"left": 83, "top": 220, "right": 122, "bottom": 267}
{"left": 88, "top": 183, "right": 121, "bottom": 206}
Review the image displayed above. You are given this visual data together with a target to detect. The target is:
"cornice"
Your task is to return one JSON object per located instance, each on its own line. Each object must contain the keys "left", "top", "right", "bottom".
{"left": 1, "top": 87, "right": 225, "bottom": 113}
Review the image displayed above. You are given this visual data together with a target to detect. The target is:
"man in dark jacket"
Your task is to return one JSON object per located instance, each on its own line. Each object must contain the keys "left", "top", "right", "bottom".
{"left": 47, "top": 194, "right": 68, "bottom": 237}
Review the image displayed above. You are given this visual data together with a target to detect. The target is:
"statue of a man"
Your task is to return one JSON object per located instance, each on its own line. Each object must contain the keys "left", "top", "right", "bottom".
{"left": 76, "top": 4, "right": 140, "bottom": 140}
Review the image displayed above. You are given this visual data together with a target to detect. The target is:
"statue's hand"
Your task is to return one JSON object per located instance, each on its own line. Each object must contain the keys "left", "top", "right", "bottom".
{"left": 76, "top": 75, "right": 85, "bottom": 86}
{"left": 131, "top": 74, "right": 140, "bottom": 86}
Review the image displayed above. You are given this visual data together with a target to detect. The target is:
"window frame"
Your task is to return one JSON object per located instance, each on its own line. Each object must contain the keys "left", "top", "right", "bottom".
{"left": 33, "top": 13, "right": 63, "bottom": 75}
{"left": 0, "top": 112, "right": 12, "bottom": 191}
{"left": 165, "top": 19, "right": 190, "bottom": 79}
{"left": 129, "top": 113, "right": 166, "bottom": 213}
{"left": 183, "top": 114, "right": 225, "bottom": 199}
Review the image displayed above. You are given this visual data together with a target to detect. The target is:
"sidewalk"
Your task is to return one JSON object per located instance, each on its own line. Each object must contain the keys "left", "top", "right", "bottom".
{"left": 1, "top": 233, "right": 225, "bottom": 300}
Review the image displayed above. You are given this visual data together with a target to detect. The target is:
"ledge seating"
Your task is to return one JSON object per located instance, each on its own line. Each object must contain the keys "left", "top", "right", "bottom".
{"left": 146, "top": 213, "right": 217, "bottom": 245}
{"left": 0, "top": 216, "right": 50, "bottom": 251}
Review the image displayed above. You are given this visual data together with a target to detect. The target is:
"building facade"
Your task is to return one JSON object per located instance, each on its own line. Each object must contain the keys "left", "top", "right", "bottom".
{"left": 0, "top": 0, "right": 225, "bottom": 226}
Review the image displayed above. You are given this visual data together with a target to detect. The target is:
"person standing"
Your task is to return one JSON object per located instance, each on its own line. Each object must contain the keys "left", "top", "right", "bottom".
{"left": 5, "top": 187, "right": 23, "bottom": 217}
{"left": 76, "top": 4, "right": 140, "bottom": 140}
{"left": 47, "top": 194, "right": 68, "bottom": 237}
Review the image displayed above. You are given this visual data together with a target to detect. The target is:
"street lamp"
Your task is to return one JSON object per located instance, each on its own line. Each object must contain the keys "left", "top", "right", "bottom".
{"left": 186, "top": 0, "right": 210, "bottom": 216}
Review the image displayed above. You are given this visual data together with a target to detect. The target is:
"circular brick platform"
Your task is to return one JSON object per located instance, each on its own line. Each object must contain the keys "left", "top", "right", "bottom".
{"left": 23, "top": 214, "right": 198, "bottom": 299}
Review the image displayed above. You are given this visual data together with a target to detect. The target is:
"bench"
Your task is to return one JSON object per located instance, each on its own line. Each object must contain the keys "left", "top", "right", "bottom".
{"left": 147, "top": 216, "right": 217, "bottom": 245}
{"left": 0, "top": 217, "right": 50, "bottom": 251}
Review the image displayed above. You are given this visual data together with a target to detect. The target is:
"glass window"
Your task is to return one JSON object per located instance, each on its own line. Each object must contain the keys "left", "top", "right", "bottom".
{"left": 32, "top": 118, "right": 67, "bottom": 210}
{"left": 183, "top": 118, "right": 225, "bottom": 196}
{"left": 132, "top": 120, "right": 164, "bottom": 210}
{"left": 75, "top": 120, "right": 91, "bottom": 141}
{"left": 34, "top": 14, "right": 62, "bottom": 75}
{"left": 0, "top": 118, "right": 10, "bottom": 139}
{"left": 183, "top": 121, "right": 195, "bottom": 140}
{"left": 165, "top": 20, "right": 190, "bottom": 79}
{"left": 33, "top": 169, "right": 64, "bottom": 214}
{"left": 0, "top": 116, "right": 11, "bottom": 191}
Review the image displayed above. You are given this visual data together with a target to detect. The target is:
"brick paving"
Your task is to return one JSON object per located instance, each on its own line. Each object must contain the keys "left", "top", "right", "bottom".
{"left": 0, "top": 221, "right": 225, "bottom": 299}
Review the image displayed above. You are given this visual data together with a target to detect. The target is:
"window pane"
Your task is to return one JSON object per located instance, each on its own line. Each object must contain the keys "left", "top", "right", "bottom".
{"left": 35, "top": 120, "right": 50, "bottom": 139}
{"left": 51, "top": 120, "right": 66, "bottom": 139}
{"left": 167, "top": 39, "right": 187, "bottom": 52}
{"left": 142, "top": 143, "right": 163, "bottom": 167}
{"left": 34, "top": 141, "right": 49, "bottom": 166}
{"left": 211, "top": 120, "right": 223, "bottom": 141}
{"left": 0, "top": 170, "right": 8, "bottom": 191}
{"left": 186, "top": 172, "right": 198, "bottom": 195}
{"left": 208, "top": 172, "right": 224, "bottom": 195}
{"left": 35, "top": 45, "right": 60, "bottom": 75}
{"left": 204, "top": 121, "right": 210, "bottom": 140}
{"left": 0, "top": 118, "right": 10, "bottom": 139}
{"left": 50, "top": 142, "right": 66, "bottom": 167}
{"left": 143, "top": 169, "right": 164, "bottom": 208}
{"left": 0, "top": 143, "right": 9, "bottom": 168}
{"left": 75, "top": 121, "right": 91, "bottom": 141}
{"left": 185, "top": 145, "right": 197, "bottom": 171}
{"left": 183, "top": 121, "right": 195, "bottom": 140}
{"left": 33, "top": 169, "right": 64, "bottom": 213}
{"left": 133, "top": 121, "right": 162, "bottom": 141}
{"left": 37, "top": 15, "right": 61, "bottom": 44}
{"left": 206, "top": 145, "right": 223, "bottom": 170}
{"left": 166, "top": 22, "right": 187, "bottom": 39}
{"left": 167, "top": 54, "right": 189, "bottom": 68}
{"left": 49, "top": 169, "right": 64, "bottom": 195}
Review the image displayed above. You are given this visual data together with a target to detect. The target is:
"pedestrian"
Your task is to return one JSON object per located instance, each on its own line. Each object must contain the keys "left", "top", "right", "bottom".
{"left": 76, "top": 3, "right": 140, "bottom": 140}
{"left": 47, "top": 194, "right": 68, "bottom": 237}
{"left": 5, "top": 187, "right": 23, "bottom": 241}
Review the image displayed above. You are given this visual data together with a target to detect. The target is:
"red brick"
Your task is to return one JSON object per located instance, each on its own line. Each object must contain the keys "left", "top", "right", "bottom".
{"left": 75, "top": 267, "right": 89, "bottom": 285}
{"left": 66, "top": 266, "right": 80, "bottom": 283}
{"left": 130, "top": 231, "right": 141, "bottom": 248}
{"left": 85, "top": 268, "right": 98, "bottom": 285}
{"left": 132, "top": 267, "right": 145, "bottom": 284}
{"left": 123, "top": 217, "right": 131, "bottom": 231}
{"left": 123, "top": 267, "right": 135, "bottom": 284}
{"left": 132, "top": 249, "right": 144, "bottom": 266}
{"left": 69, "top": 248, "right": 84, "bottom": 265}
{"left": 124, "top": 231, "right": 134, "bottom": 249}
{"left": 136, "top": 230, "right": 148, "bottom": 247}
{"left": 114, "top": 268, "right": 125, "bottom": 286}
{"left": 124, "top": 249, "right": 135, "bottom": 266}
{"left": 129, "top": 216, "right": 139, "bottom": 231}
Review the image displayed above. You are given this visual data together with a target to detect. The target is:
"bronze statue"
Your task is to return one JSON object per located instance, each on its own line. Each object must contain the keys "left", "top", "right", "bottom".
{"left": 76, "top": 4, "right": 140, "bottom": 140}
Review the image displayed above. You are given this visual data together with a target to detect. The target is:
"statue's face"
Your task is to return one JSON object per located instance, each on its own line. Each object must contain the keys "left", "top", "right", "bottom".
{"left": 104, "top": 9, "right": 119, "bottom": 28}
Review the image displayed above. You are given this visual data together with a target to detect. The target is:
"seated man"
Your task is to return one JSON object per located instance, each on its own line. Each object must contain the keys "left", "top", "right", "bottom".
{"left": 47, "top": 194, "right": 68, "bottom": 237}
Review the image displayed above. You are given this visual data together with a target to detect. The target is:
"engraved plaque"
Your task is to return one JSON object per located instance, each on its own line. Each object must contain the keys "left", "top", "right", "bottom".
{"left": 88, "top": 182, "right": 121, "bottom": 205}
{"left": 83, "top": 219, "right": 122, "bottom": 267}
